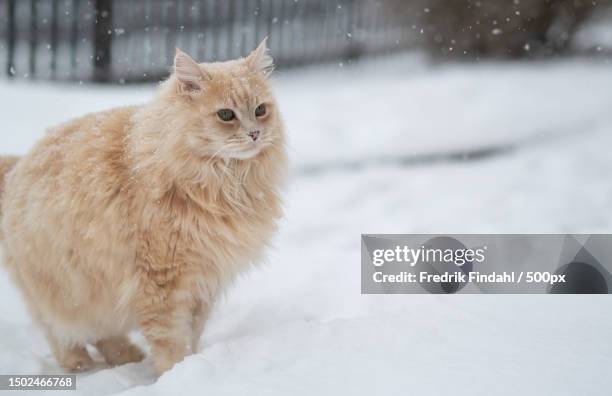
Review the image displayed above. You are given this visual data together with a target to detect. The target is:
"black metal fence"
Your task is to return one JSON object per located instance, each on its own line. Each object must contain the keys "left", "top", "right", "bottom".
{"left": 0, "top": 0, "right": 416, "bottom": 83}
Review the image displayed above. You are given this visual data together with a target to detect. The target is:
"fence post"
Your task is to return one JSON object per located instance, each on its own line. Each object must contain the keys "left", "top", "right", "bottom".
{"left": 70, "top": 0, "right": 79, "bottom": 78}
{"left": 94, "top": 0, "right": 113, "bottom": 82}
{"left": 6, "top": 0, "right": 16, "bottom": 77}
{"left": 345, "top": 0, "right": 363, "bottom": 61}
{"left": 29, "top": 0, "right": 38, "bottom": 79}
{"left": 50, "top": 0, "right": 59, "bottom": 79}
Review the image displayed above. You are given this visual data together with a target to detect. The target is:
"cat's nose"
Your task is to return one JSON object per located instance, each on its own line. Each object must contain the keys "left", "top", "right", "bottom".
{"left": 248, "top": 130, "right": 260, "bottom": 141}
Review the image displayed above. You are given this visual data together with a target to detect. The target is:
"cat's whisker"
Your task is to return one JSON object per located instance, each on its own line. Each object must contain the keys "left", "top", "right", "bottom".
{"left": 205, "top": 143, "right": 234, "bottom": 167}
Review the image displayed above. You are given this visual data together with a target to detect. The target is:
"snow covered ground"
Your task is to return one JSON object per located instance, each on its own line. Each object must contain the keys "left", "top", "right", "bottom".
{"left": 1, "top": 53, "right": 612, "bottom": 395}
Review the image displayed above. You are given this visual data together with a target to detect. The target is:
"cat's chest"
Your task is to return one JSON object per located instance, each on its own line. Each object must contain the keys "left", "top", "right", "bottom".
{"left": 155, "top": 192, "right": 278, "bottom": 295}
{"left": 151, "top": 186, "right": 279, "bottom": 261}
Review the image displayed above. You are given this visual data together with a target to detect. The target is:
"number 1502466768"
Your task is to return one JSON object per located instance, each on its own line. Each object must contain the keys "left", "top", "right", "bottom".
{"left": 1, "top": 375, "right": 76, "bottom": 390}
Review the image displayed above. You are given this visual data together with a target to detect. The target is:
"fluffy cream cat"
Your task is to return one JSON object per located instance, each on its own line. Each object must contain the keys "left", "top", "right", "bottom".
{"left": 0, "top": 39, "right": 286, "bottom": 374}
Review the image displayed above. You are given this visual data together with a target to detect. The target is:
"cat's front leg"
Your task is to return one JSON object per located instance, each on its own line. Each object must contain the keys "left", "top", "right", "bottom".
{"left": 137, "top": 283, "right": 193, "bottom": 374}
{"left": 190, "top": 299, "right": 212, "bottom": 353}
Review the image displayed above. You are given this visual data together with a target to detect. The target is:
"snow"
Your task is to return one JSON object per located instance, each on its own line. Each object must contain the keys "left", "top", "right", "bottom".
{"left": 1, "top": 53, "right": 612, "bottom": 395}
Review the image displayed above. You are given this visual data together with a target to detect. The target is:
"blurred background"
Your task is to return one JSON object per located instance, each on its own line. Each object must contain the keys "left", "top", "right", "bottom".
{"left": 1, "top": 0, "right": 612, "bottom": 82}
{"left": 1, "top": 2, "right": 612, "bottom": 395}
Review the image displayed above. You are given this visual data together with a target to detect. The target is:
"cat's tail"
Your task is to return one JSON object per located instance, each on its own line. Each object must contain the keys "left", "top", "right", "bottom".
{"left": 0, "top": 155, "right": 20, "bottom": 220}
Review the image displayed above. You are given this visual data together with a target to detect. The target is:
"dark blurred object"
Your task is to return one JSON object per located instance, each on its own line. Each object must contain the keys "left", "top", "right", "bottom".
{"left": 420, "top": 0, "right": 611, "bottom": 58}
{"left": 550, "top": 262, "right": 609, "bottom": 294}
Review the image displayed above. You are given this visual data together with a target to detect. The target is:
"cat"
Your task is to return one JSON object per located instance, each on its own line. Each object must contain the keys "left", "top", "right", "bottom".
{"left": 0, "top": 39, "right": 287, "bottom": 374}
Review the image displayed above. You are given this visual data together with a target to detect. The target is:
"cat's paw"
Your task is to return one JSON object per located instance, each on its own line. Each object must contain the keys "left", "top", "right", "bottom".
{"left": 105, "top": 343, "right": 145, "bottom": 366}
{"left": 153, "top": 356, "right": 180, "bottom": 375}
{"left": 95, "top": 336, "right": 145, "bottom": 366}
{"left": 151, "top": 342, "right": 188, "bottom": 375}
{"left": 59, "top": 347, "right": 94, "bottom": 372}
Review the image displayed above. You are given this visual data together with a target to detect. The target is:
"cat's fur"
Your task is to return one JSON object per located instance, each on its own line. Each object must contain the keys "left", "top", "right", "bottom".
{"left": 0, "top": 39, "right": 286, "bottom": 374}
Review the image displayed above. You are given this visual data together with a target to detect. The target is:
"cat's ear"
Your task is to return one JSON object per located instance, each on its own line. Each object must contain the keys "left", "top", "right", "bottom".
{"left": 245, "top": 38, "right": 274, "bottom": 77}
{"left": 174, "top": 48, "right": 209, "bottom": 94}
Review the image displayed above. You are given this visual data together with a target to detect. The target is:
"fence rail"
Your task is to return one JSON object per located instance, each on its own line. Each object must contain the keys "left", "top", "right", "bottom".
{"left": 0, "top": 0, "right": 415, "bottom": 83}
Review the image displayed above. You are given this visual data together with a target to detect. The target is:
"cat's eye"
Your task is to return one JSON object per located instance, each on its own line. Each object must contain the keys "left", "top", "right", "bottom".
{"left": 217, "top": 109, "right": 235, "bottom": 122}
{"left": 255, "top": 104, "right": 266, "bottom": 118}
